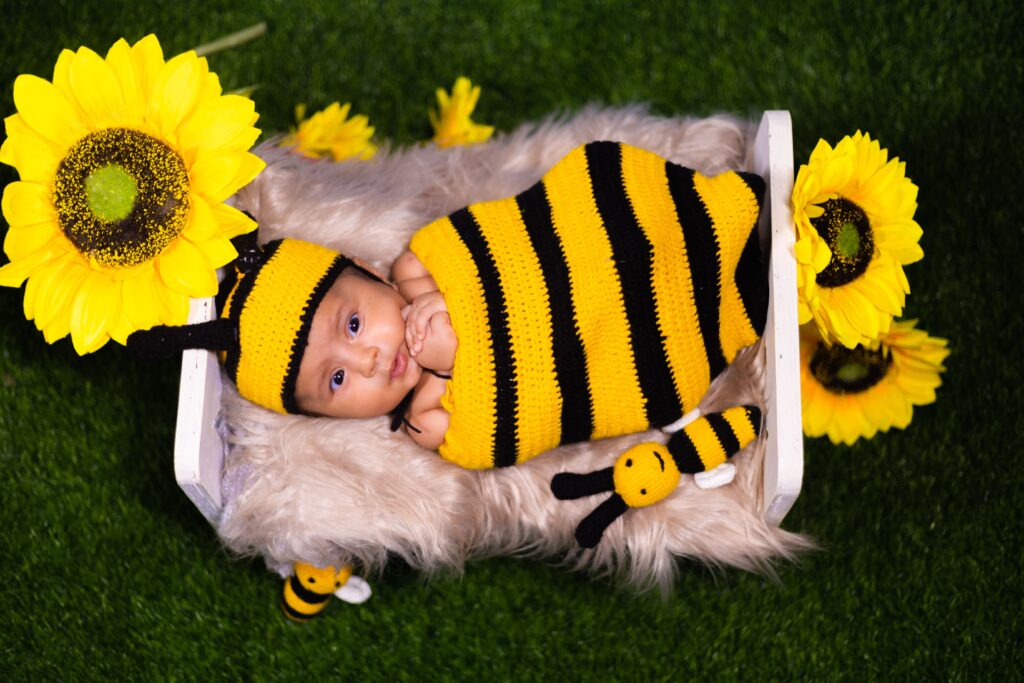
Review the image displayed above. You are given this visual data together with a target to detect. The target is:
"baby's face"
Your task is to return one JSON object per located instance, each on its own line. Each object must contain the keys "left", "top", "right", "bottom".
{"left": 294, "top": 269, "right": 422, "bottom": 418}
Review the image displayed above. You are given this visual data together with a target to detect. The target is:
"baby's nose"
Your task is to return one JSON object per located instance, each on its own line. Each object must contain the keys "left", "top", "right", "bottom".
{"left": 361, "top": 347, "right": 380, "bottom": 376}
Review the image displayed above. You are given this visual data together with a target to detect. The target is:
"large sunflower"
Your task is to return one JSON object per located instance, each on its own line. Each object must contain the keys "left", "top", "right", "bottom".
{"left": 800, "top": 320, "right": 949, "bottom": 445}
{"left": 0, "top": 35, "right": 265, "bottom": 354}
{"left": 793, "top": 132, "right": 923, "bottom": 349}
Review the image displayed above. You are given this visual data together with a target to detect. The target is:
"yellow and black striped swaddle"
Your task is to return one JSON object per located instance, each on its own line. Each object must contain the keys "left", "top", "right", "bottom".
{"left": 409, "top": 142, "right": 766, "bottom": 469}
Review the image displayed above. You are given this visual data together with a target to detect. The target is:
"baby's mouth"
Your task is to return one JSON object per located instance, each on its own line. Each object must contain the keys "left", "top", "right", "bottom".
{"left": 390, "top": 350, "right": 407, "bottom": 379}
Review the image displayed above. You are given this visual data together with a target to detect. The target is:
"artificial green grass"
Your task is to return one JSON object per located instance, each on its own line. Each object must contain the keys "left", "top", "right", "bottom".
{"left": 1, "top": 0, "right": 1021, "bottom": 679}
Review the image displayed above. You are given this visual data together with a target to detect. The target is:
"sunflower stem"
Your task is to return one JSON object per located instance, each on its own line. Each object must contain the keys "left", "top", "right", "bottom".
{"left": 226, "top": 84, "right": 262, "bottom": 98}
{"left": 192, "top": 22, "right": 267, "bottom": 57}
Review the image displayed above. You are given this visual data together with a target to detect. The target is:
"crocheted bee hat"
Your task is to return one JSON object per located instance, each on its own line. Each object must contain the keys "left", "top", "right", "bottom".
{"left": 127, "top": 235, "right": 360, "bottom": 414}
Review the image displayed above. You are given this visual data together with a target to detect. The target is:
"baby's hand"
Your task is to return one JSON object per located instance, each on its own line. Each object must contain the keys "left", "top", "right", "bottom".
{"left": 415, "top": 313, "right": 457, "bottom": 372}
{"left": 404, "top": 291, "right": 448, "bottom": 356}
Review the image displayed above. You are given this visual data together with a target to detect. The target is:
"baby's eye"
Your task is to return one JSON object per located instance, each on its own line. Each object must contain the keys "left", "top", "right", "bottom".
{"left": 329, "top": 369, "right": 345, "bottom": 392}
{"left": 347, "top": 313, "right": 361, "bottom": 338}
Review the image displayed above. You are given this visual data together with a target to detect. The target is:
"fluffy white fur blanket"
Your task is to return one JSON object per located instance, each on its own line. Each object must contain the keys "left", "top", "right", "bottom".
{"left": 219, "top": 105, "right": 813, "bottom": 594}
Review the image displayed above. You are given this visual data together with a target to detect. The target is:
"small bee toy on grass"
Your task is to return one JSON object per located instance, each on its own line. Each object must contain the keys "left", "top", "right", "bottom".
{"left": 282, "top": 562, "right": 373, "bottom": 622}
{"left": 552, "top": 406, "right": 761, "bottom": 548}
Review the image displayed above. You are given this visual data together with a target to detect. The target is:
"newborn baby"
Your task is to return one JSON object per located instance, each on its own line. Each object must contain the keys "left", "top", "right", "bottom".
{"left": 293, "top": 140, "right": 767, "bottom": 469}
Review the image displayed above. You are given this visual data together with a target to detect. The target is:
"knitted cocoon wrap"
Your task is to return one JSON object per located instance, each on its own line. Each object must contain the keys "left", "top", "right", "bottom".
{"left": 410, "top": 142, "right": 767, "bottom": 469}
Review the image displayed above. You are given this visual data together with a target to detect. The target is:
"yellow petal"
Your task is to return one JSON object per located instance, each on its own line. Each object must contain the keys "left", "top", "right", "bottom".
{"left": 42, "top": 309, "right": 73, "bottom": 344}
{"left": 226, "top": 153, "right": 266, "bottom": 196}
{"left": 148, "top": 52, "right": 204, "bottom": 141}
{"left": 50, "top": 49, "right": 76, "bottom": 97}
{"left": 794, "top": 237, "right": 813, "bottom": 264}
{"left": 811, "top": 240, "right": 832, "bottom": 272}
{"left": 23, "top": 266, "right": 45, "bottom": 320}
{"left": 104, "top": 38, "right": 146, "bottom": 123}
{"left": 818, "top": 149, "right": 853, "bottom": 193}
{"left": 156, "top": 237, "right": 218, "bottom": 296}
{"left": 2, "top": 181, "right": 57, "bottom": 229}
{"left": 50, "top": 49, "right": 91, "bottom": 125}
{"left": 45, "top": 258, "right": 89, "bottom": 332}
{"left": 849, "top": 269, "right": 902, "bottom": 316}
{"left": 0, "top": 241, "right": 63, "bottom": 287}
{"left": 808, "top": 392, "right": 834, "bottom": 437}
{"left": 121, "top": 266, "right": 163, "bottom": 330}
{"left": 108, "top": 308, "right": 137, "bottom": 345}
{"left": 838, "top": 287, "right": 880, "bottom": 341}
{"left": 209, "top": 201, "right": 257, "bottom": 239}
{"left": 797, "top": 299, "right": 813, "bottom": 324}
{"left": 2, "top": 113, "right": 62, "bottom": 183}
{"left": 859, "top": 389, "right": 893, "bottom": 431}
{"left": 31, "top": 254, "right": 77, "bottom": 329}
{"left": 889, "top": 395, "right": 914, "bottom": 429}
{"left": 130, "top": 34, "right": 165, "bottom": 98}
{"left": 823, "top": 302, "right": 857, "bottom": 348}
{"left": 894, "top": 262, "right": 911, "bottom": 295}
{"left": 804, "top": 204, "right": 825, "bottom": 220}
{"left": 3, "top": 220, "right": 60, "bottom": 261}
{"left": 808, "top": 138, "right": 834, "bottom": 162}
{"left": 222, "top": 122, "right": 261, "bottom": 157}
{"left": 67, "top": 46, "right": 127, "bottom": 129}
{"left": 70, "top": 272, "right": 118, "bottom": 354}
{"left": 197, "top": 63, "right": 221, "bottom": 103}
{"left": 874, "top": 218, "right": 924, "bottom": 264}
{"left": 12, "top": 74, "right": 85, "bottom": 151}
{"left": 189, "top": 151, "right": 242, "bottom": 203}
{"left": 434, "top": 87, "right": 450, "bottom": 109}
{"left": 192, "top": 235, "right": 238, "bottom": 270}
{"left": 177, "top": 94, "right": 257, "bottom": 154}
{"left": 154, "top": 277, "right": 190, "bottom": 324}
{"left": 182, "top": 193, "right": 219, "bottom": 241}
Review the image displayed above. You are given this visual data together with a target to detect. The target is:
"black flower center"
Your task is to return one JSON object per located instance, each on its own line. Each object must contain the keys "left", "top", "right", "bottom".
{"left": 53, "top": 128, "right": 190, "bottom": 268}
{"left": 811, "top": 198, "right": 874, "bottom": 288}
{"left": 810, "top": 341, "right": 892, "bottom": 394}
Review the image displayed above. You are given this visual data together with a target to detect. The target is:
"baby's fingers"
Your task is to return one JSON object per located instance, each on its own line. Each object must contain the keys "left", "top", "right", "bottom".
{"left": 408, "top": 312, "right": 429, "bottom": 353}
{"left": 406, "top": 318, "right": 422, "bottom": 355}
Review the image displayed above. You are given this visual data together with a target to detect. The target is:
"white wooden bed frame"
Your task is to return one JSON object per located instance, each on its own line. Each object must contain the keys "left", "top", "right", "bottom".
{"left": 173, "top": 110, "right": 804, "bottom": 529}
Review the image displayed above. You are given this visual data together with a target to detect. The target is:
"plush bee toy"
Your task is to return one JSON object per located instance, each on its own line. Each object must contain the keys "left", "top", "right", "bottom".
{"left": 282, "top": 562, "right": 354, "bottom": 622}
{"left": 551, "top": 406, "right": 761, "bottom": 548}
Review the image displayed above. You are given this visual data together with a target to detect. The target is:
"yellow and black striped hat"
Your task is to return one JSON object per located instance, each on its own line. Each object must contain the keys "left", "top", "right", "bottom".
{"left": 218, "top": 238, "right": 355, "bottom": 414}
{"left": 128, "top": 236, "right": 360, "bottom": 414}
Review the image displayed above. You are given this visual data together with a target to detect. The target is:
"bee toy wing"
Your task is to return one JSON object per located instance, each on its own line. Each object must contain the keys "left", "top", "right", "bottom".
{"left": 693, "top": 462, "right": 737, "bottom": 489}
{"left": 334, "top": 575, "right": 373, "bottom": 604}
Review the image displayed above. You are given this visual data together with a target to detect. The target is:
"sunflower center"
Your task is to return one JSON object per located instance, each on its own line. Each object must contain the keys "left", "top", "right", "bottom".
{"left": 811, "top": 198, "right": 874, "bottom": 288}
{"left": 85, "top": 164, "right": 138, "bottom": 222}
{"left": 810, "top": 342, "right": 892, "bottom": 394}
{"left": 835, "top": 221, "right": 861, "bottom": 260}
{"left": 53, "top": 127, "right": 190, "bottom": 268}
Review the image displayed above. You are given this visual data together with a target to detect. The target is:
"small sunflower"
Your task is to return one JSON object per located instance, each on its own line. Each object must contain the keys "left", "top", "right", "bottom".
{"left": 429, "top": 76, "right": 494, "bottom": 149}
{"left": 800, "top": 320, "right": 949, "bottom": 446}
{"left": 793, "top": 132, "right": 923, "bottom": 349}
{"left": 0, "top": 35, "right": 265, "bottom": 354}
{"left": 282, "top": 102, "right": 376, "bottom": 162}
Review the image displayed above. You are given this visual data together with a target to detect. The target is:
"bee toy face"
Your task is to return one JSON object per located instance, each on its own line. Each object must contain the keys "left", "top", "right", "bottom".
{"left": 612, "top": 443, "right": 681, "bottom": 508}
{"left": 294, "top": 563, "right": 348, "bottom": 593}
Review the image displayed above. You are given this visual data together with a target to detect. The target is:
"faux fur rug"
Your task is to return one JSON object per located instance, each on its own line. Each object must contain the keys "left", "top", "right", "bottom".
{"left": 218, "top": 105, "right": 813, "bottom": 594}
